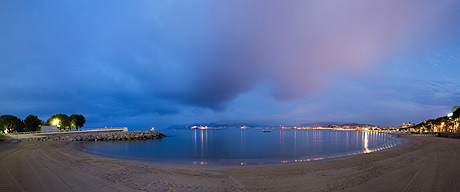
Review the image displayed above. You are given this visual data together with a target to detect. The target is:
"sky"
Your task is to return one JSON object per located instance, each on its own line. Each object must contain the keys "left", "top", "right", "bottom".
{"left": 1, "top": 0, "right": 460, "bottom": 130}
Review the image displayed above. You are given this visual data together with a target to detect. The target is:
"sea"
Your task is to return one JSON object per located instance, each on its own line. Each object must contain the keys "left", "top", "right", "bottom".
{"left": 75, "top": 128, "right": 401, "bottom": 165}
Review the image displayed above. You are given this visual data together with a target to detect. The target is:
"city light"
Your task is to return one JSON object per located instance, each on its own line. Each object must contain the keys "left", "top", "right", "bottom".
{"left": 52, "top": 119, "right": 60, "bottom": 127}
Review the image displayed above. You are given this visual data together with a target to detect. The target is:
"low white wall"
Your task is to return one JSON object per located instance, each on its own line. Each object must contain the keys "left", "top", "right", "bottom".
{"left": 41, "top": 126, "right": 59, "bottom": 132}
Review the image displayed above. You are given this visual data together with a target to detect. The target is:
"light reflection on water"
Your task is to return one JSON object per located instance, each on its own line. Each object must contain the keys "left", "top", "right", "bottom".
{"left": 79, "top": 128, "right": 400, "bottom": 165}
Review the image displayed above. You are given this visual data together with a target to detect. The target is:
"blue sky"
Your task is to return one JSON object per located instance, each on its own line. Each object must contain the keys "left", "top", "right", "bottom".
{"left": 1, "top": 1, "right": 460, "bottom": 130}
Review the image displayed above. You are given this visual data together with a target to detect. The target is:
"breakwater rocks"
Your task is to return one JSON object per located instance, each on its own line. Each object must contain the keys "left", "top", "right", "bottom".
{"left": 25, "top": 131, "right": 166, "bottom": 141}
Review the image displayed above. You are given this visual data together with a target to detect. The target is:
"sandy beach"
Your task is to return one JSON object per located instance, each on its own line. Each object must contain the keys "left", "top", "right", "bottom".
{"left": 1, "top": 135, "right": 460, "bottom": 192}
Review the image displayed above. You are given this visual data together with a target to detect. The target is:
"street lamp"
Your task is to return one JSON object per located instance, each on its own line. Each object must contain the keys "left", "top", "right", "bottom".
{"left": 52, "top": 119, "right": 60, "bottom": 127}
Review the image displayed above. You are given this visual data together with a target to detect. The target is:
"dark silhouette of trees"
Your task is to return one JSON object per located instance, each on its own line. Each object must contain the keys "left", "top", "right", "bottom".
{"left": 0, "top": 115, "right": 25, "bottom": 133}
{"left": 453, "top": 108, "right": 460, "bottom": 119}
{"left": 452, "top": 106, "right": 460, "bottom": 113}
{"left": 69, "top": 114, "right": 86, "bottom": 130}
{"left": 0, "top": 113, "right": 86, "bottom": 133}
{"left": 24, "top": 115, "right": 43, "bottom": 132}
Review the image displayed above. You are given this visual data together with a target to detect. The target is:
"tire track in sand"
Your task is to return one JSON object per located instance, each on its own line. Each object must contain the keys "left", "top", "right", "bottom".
{"left": 1, "top": 147, "right": 26, "bottom": 192}
{"left": 402, "top": 145, "right": 429, "bottom": 192}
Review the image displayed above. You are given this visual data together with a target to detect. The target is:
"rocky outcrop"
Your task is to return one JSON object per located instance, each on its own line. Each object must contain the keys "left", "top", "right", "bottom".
{"left": 25, "top": 131, "right": 166, "bottom": 141}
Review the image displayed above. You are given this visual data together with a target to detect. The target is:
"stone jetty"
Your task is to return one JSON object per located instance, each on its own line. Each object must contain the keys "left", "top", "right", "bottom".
{"left": 24, "top": 131, "right": 166, "bottom": 141}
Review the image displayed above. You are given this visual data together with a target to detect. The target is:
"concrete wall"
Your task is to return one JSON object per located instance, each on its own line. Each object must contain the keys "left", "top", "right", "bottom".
{"left": 41, "top": 126, "right": 58, "bottom": 132}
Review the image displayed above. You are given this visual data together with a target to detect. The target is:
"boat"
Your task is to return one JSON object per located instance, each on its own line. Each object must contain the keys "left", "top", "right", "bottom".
{"left": 262, "top": 130, "right": 271, "bottom": 132}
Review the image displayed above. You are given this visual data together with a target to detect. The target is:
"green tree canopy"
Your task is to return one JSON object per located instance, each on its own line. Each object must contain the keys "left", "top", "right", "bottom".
{"left": 0, "top": 115, "right": 25, "bottom": 133}
{"left": 24, "top": 115, "right": 43, "bottom": 132}
{"left": 435, "top": 116, "right": 449, "bottom": 125}
{"left": 47, "top": 114, "right": 70, "bottom": 130}
{"left": 69, "top": 114, "right": 86, "bottom": 130}
{"left": 452, "top": 106, "right": 460, "bottom": 113}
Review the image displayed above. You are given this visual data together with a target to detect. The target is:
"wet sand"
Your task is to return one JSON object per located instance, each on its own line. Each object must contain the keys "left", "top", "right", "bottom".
{"left": 1, "top": 135, "right": 460, "bottom": 192}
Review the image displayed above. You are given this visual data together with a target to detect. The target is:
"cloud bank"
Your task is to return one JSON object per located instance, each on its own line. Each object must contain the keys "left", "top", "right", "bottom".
{"left": 141, "top": 0, "right": 460, "bottom": 108}
{"left": 0, "top": 0, "right": 459, "bottom": 128}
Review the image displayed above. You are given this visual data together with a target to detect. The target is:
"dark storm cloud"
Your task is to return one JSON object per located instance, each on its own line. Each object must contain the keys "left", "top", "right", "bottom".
{"left": 158, "top": 0, "right": 460, "bottom": 108}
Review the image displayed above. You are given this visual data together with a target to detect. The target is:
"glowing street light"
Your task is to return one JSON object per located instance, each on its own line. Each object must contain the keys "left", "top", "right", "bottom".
{"left": 52, "top": 119, "right": 60, "bottom": 127}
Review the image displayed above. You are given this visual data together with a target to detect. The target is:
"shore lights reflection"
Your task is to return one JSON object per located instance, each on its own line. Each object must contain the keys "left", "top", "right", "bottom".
{"left": 187, "top": 129, "right": 400, "bottom": 165}
{"left": 364, "top": 131, "right": 371, "bottom": 153}
{"left": 82, "top": 129, "right": 400, "bottom": 166}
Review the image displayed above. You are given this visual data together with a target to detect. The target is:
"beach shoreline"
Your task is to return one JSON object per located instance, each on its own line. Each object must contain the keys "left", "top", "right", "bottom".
{"left": 1, "top": 135, "right": 460, "bottom": 191}
{"left": 67, "top": 135, "right": 407, "bottom": 169}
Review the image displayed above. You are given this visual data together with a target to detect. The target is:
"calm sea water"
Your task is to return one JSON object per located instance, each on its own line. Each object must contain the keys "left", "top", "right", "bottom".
{"left": 77, "top": 128, "right": 400, "bottom": 165}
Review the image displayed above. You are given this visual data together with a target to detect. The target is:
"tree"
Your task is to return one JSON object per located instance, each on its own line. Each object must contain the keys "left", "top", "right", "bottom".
{"left": 454, "top": 107, "right": 460, "bottom": 119}
{"left": 452, "top": 106, "right": 460, "bottom": 113}
{"left": 24, "top": 115, "right": 43, "bottom": 132}
{"left": 426, "top": 119, "right": 435, "bottom": 131}
{"left": 47, "top": 114, "right": 70, "bottom": 130}
{"left": 0, "top": 115, "right": 25, "bottom": 133}
{"left": 0, "top": 116, "right": 5, "bottom": 133}
{"left": 435, "top": 116, "right": 450, "bottom": 132}
{"left": 69, "top": 114, "right": 86, "bottom": 130}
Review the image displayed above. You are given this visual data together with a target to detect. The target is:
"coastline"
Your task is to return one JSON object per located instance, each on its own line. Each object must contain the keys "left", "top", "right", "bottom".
{"left": 1, "top": 135, "right": 460, "bottom": 191}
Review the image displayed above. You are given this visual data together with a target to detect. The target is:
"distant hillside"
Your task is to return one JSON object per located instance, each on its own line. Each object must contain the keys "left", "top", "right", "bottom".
{"left": 167, "top": 122, "right": 383, "bottom": 130}
{"left": 339, "top": 123, "right": 379, "bottom": 127}
{"left": 294, "top": 122, "right": 379, "bottom": 128}
{"left": 166, "top": 122, "right": 259, "bottom": 130}
{"left": 402, "top": 106, "right": 459, "bottom": 133}
{"left": 294, "top": 122, "right": 339, "bottom": 127}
